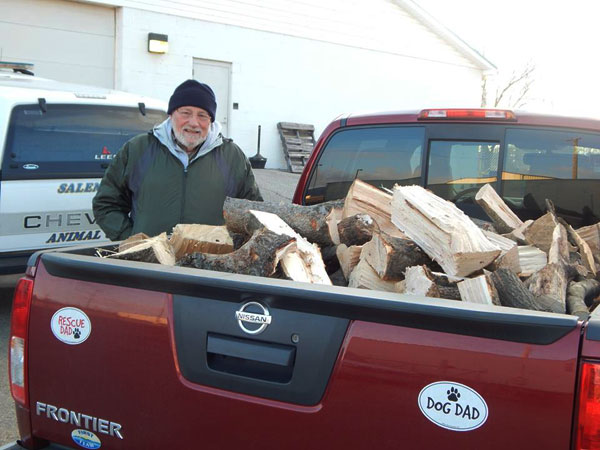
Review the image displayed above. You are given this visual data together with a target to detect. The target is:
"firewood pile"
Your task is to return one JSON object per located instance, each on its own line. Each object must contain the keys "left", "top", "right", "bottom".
{"left": 101, "top": 180, "right": 600, "bottom": 319}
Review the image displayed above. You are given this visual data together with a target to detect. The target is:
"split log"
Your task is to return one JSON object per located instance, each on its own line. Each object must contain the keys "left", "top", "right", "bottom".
{"left": 348, "top": 258, "right": 398, "bottom": 293}
{"left": 525, "top": 223, "right": 577, "bottom": 312}
{"left": 566, "top": 279, "right": 600, "bottom": 319}
{"left": 338, "top": 214, "right": 376, "bottom": 246}
{"left": 327, "top": 205, "right": 344, "bottom": 246}
{"left": 118, "top": 232, "right": 150, "bottom": 253}
{"left": 518, "top": 245, "right": 548, "bottom": 277}
{"left": 403, "top": 265, "right": 461, "bottom": 300}
{"left": 523, "top": 212, "right": 555, "bottom": 253}
{"left": 489, "top": 268, "right": 563, "bottom": 313}
{"left": 504, "top": 220, "right": 533, "bottom": 245}
{"left": 475, "top": 184, "right": 524, "bottom": 233}
{"left": 249, "top": 210, "right": 331, "bottom": 285}
{"left": 483, "top": 230, "right": 521, "bottom": 274}
{"left": 361, "top": 230, "right": 431, "bottom": 281}
{"left": 457, "top": 273, "right": 500, "bottom": 306}
{"left": 336, "top": 244, "right": 364, "bottom": 280}
{"left": 223, "top": 197, "right": 344, "bottom": 246}
{"left": 577, "top": 223, "right": 600, "bottom": 263}
{"left": 391, "top": 185, "right": 501, "bottom": 277}
{"left": 177, "top": 228, "right": 295, "bottom": 278}
{"left": 169, "top": 224, "right": 233, "bottom": 259}
{"left": 342, "top": 179, "right": 405, "bottom": 238}
{"left": 564, "top": 223, "right": 596, "bottom": 276}
{"left": 108, "top": 232, "right": 175, "bottom": 265}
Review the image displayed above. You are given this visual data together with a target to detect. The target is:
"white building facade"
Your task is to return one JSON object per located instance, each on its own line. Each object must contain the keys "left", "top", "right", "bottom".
{"left": 0, "top": 0, "right": 494, "bottom": 169}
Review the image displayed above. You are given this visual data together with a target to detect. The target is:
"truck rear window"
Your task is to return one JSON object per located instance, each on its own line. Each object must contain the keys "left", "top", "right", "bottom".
{"left": 304, "top": 126, "right": 424, "bottom": 204}
{"left": 502, "top": 128, "right": 600, "bottom": 224}
{"left": 2, "top": 104, "right": 166, "bottom": 180}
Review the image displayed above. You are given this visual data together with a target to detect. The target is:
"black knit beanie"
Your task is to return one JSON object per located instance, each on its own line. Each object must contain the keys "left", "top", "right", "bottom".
{"left": 167, "top": 79, "right": 217, "bottom": 121}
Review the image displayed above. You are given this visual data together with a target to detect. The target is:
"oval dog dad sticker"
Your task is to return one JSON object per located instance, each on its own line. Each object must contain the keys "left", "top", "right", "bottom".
{"left": 51, "top": 307, "right": 91, "bottom": 345}
{"left": 418, "top": 381, "right": 488, "bottom": 431}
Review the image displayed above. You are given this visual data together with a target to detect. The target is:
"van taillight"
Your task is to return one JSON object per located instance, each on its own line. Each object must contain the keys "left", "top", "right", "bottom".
{"left": 575, "top": 362, "right": 600, "bottom": 449}
{"left": 9, "top": 277, "right": 33, "bottom": 407}
{"left": 418, "top": 109, "right": 516, "bottom": 120}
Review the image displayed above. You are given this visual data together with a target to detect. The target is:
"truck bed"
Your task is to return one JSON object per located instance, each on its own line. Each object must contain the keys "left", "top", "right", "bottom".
{"left": 20, "top": 247, "right": 586, "bottom": 449}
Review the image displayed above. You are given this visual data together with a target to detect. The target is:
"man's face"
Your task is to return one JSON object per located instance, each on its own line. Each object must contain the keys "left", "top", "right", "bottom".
{"left": 171, "top": 106, "right": 211, "bottom": 150}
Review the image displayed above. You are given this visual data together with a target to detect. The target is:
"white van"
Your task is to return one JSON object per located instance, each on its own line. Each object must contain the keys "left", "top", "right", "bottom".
{"left": 0, "top": 62, "right": 167, "bottom": 279}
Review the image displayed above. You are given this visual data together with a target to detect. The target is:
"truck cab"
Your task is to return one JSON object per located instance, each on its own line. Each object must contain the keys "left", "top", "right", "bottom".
{"left": 293, "top": 108, "right": 600, "bottom": 227}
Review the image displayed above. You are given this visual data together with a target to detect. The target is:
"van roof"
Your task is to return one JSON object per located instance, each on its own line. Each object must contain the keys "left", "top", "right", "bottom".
{"left": 0, "top": 71, "right": 167, "bottom": 110}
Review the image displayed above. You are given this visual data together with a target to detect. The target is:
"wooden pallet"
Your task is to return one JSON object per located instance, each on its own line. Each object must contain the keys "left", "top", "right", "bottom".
{"left": 277, "top": 122, "right": 316, "bottom": 173}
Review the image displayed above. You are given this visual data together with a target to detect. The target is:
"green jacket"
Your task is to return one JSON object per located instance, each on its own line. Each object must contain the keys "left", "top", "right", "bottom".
{"left": 93, "top": 132, "right": 263, "bottom": 240}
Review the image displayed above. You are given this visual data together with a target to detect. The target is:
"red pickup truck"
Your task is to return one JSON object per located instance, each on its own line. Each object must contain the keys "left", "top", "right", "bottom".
{"left": 7, "top": 108, "right": 600, "bottom": 450}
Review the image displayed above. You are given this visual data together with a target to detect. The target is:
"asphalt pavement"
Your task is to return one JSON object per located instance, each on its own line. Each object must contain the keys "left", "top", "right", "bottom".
{"left": 0, "top": 168, "right": 301, "bottom": 446}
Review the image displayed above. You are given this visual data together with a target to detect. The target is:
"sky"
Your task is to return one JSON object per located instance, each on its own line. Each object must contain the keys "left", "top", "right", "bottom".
{"left": 415, "top": 0, "right": 600, "bottom": 117}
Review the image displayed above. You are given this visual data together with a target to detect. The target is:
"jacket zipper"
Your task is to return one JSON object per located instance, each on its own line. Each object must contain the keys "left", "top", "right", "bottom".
{"left": 180, "top": 166, "right": 187, "bottom": 225}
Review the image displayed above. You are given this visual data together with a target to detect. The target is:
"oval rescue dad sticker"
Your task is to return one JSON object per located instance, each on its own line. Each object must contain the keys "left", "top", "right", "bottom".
{"left": 418, "top": 381, "right": 488, "bottom": 431}
{"left": 51, "top": 307, "right": 91, "bottom": 345}
{"left": 71, "top": 429, "right": 101, "bottom": 449}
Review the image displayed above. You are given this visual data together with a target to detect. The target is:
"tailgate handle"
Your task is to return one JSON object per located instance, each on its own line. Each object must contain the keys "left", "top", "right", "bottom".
{"left": 207, "top": 333, "right": 296, "bottom": 383}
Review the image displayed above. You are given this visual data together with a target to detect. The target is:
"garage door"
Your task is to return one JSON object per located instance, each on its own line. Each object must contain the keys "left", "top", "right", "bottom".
{"left": 0, "top": 0, "right": 114, "bottom": 88}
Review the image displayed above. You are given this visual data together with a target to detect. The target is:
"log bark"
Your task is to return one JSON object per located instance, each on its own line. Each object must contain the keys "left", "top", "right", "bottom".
{"left": 342, "top": 179, "right": 405, "bottom": 238}
{"left": 490, "top": 268, "right": 564, "bottom": 313}
{"left": 177, "top": 228, "right": 295, "bottom": 278}
{"left": 223, "top": 197, "right": 343, "bottom": 246}
{"left": 404, "top": 265, "right": 461, "bottom": 300}
{"left": 566, "top": 279, "right": 600, "bottom": 319}
{"left": 474, "top": 183, "right": 524, "bottom": 233}
{"left": 108, "top": 232, "right": 175, "bottom": 266}
{"left": 348, "top": 258, "right": 398, "bottom": 293}
{"left": 361, "top": 230, "right": 431, "bottom": 281}
{"left": 249, "top": 210, "right": 331, "bottom": 285}
{"left": 169, "top": 224, "right": 233, "bottom": 259}
{"left": 391, "top": 185, "right": 501, "bottom": 277}
{"left": 337, "top": 214, "right": 376, "bottom": 246}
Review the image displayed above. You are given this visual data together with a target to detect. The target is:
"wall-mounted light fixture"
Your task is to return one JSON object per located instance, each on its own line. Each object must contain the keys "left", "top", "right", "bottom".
{"left": 148, "top": 33, "right": 168, "bottom": 54}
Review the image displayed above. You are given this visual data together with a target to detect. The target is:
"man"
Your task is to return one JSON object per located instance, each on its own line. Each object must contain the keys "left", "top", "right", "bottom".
{"left": 93, "top": 79, "right": 263, "bottom": 241}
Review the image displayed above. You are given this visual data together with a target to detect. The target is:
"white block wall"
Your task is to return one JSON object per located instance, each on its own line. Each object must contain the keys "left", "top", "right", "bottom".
{"left": 114, "top": 5, "right": 484, "bottom": 169}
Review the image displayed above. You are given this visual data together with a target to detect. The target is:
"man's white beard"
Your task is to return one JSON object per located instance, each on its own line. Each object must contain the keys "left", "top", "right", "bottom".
{"left": 174, "top": 126, "right": 207, "bottom": 150}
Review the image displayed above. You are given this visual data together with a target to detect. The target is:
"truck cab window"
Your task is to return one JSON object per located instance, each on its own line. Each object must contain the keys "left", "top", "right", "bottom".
{"left": 426, "top": 140, "right": 500, "bottom": 206}
{"left": 304, "top": 126, "right": 424, "bottom": 205}
{"left": 503, "top": 128, "right": 600, "bottom": 226}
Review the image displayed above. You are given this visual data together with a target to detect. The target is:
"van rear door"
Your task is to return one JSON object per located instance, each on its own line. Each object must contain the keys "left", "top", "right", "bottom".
{"left": 0, "top": 104, "right": 166, "bottom": 274}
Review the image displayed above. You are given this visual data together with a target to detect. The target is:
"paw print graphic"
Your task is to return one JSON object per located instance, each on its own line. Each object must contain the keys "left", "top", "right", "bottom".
{"left": 447, "top": 387, "right": 460, "bottom": 402}
{"left": 73, "top": 328, "right": 81, "bottom": 339}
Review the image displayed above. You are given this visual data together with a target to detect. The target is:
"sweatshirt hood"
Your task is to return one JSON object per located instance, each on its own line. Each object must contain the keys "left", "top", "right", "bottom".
{"left": 153, "top": 117, "right": 223, "bottom": 168}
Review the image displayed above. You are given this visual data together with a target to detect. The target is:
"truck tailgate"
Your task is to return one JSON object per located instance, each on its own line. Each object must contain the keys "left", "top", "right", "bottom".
{"left": 27, "top": 252, "right": 582, "bottom": 449}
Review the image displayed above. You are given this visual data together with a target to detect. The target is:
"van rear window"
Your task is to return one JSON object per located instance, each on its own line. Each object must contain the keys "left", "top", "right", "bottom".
{"left": 2, "top": 104, "right": 166, "bottom": 180}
